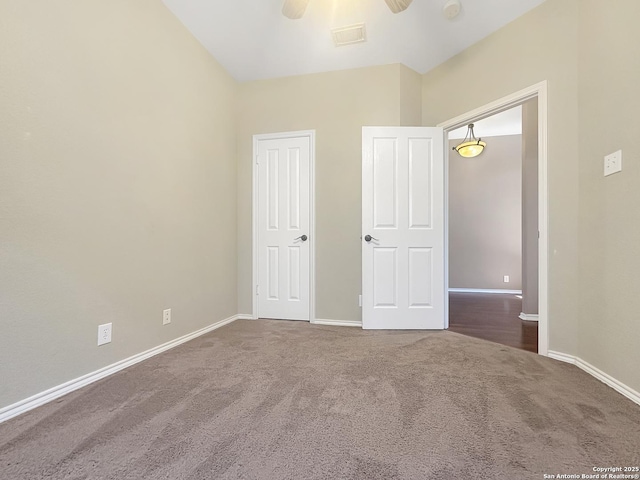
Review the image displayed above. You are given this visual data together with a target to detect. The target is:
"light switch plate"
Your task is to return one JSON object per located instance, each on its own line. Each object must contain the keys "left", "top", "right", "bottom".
{"left": 604, "top": 150, "right": 622, "bottom": 176}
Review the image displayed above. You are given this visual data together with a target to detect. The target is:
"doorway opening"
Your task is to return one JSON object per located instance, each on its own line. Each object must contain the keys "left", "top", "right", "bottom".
{"left": 438, "top": 82, "right": 548, "bottom": 355}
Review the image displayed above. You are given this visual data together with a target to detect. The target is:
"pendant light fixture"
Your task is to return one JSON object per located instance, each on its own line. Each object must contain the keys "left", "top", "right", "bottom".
{"left": 453, "top": 123, "right": 486, "bottom": 158}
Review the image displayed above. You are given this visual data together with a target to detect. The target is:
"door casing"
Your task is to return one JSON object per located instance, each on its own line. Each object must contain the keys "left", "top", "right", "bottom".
{"left": 252, "top": 130, "right": 316, "bottom": 322}
{"left": 438, "top": 81, "right": 549, "bottom": 356}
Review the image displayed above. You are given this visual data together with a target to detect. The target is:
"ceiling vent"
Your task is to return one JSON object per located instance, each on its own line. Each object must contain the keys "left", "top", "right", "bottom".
{"left": 331, "top": 23, "right": 367, "bottom": 47}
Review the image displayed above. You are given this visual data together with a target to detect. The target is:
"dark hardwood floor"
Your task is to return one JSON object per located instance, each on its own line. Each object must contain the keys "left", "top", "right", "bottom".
{"left": 448, "top": 292, "right": 538, "bottom": 353}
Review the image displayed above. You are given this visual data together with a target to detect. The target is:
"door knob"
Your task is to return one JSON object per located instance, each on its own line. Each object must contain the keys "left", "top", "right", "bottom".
{"left": 364, "top": 235, "right": 378, "bottom": 242}
{"left": 294, "top": 234, "right": 308, "bottom": 242}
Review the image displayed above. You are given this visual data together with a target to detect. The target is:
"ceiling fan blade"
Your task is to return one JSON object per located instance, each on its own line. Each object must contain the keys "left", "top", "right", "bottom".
{"left": 384, "top": 0, "right": 413, "bottom": 14}
{"left": 282, "top": 0, "right": 310, "bottom": 19}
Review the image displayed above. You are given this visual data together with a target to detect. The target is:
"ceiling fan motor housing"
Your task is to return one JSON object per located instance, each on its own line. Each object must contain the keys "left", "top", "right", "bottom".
{"left": 282, "top": 0, "right": 310, "bottom": 20}
{"left": 283, "top": 0, "right": 414, "bottom": 19}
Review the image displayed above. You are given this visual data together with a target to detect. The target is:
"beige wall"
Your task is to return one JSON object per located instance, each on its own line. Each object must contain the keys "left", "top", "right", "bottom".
{"left": 0, "top": 0, "right": 238, "bottom": 408}
{"left": 577, "top": 0, "right": 640, "bottom": 392}
{"left": 399, "top": 65, "right": 423, "bottom": 126}
{"left": 449, "top": 135, "right": 522, "bottom": 290}
{"left": 522, "top": 99, "right": 539, "bottom": 315}
{"left": 237, "top": 64, "right": 420, "bottom": 321}
{"left": 422, "top": 0, "right": 580, "bottom": 355}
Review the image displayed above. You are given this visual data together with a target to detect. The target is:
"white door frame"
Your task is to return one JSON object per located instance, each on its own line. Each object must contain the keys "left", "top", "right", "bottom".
{"left": 438, "top": 81, "right": 549, "bottom": 356}
{"left": 252, "top": 130, "right": 316, "bottom": 322}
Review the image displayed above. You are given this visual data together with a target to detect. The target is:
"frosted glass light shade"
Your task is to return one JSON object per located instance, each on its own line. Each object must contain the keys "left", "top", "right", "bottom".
{"left": 454, "top": 140, "right": 486, "bottom": 158}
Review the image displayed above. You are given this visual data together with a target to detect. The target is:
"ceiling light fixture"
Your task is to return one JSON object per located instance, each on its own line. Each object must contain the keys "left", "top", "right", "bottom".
{"left": 282, "top": 0, "right": 413, "bottom": 19}
{"left": 453, "top": 124, "right": 486, "bottom": 158}
{"left": 282, "top": 0, "right": 310, "bottom": 20}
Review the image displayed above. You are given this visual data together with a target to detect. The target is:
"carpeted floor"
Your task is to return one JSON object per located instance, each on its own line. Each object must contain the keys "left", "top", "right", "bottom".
{"left": 1, "top": 320, "right": 639, "bottom": 480}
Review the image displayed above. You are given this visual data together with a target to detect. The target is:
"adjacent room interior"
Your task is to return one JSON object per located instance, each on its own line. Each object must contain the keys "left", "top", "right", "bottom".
{"left": 447, "top": 104, "right": 539, "bottom": 353}
{"left": 1, "top": 0, "right": 639, "bottom": 478}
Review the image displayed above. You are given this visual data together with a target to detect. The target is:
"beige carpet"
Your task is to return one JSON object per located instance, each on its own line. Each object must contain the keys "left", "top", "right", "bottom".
{"left": 1, "top": 320, "right": 639, "bottom": 479}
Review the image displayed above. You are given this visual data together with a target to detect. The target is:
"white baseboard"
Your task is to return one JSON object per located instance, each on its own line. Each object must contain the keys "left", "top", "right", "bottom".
{"left": 548, "top": 350, "right": 640, "bottom": 406}
{"left": 519, "top": 312, "right": 539, "bottom": 322}
{"left": 0, "top": 314, "right": 241, "bottom": 425}
{"left": 312, "top": 318, "right": 362, "bottom": 328}
{"left": 236, "top": 314, "right": 256, "bottom": 320}
{"left": 547, "top": 350, "right": 577, "bottom": 364}
{"left": 449, "top": 288, "right": 522, "bottom": 295}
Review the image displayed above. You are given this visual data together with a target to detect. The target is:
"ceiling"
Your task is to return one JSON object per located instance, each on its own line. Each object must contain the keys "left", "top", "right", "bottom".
{"left": 448, "top": 105, "right": 522, "bottom": 140}
{"left": 162, "top": 0, "right": 546, "bottom": 82}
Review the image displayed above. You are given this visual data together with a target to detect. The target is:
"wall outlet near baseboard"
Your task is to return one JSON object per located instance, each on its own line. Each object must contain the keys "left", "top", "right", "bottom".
{"left": 503, "top": 275, "right": 510, "bottom": 283}
{"left": 98, "top": 323, "right": 112, "bottom": 346}
{"left": 163, "top": 309, "right": 171, "bottom": 325}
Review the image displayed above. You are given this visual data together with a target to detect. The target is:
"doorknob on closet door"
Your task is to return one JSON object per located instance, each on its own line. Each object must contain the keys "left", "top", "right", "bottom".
{"left": 364, "top": 235, "right": 378, "bottom": 242}
{"left": 294, "top": 234, "right": 308, "bottom": 242}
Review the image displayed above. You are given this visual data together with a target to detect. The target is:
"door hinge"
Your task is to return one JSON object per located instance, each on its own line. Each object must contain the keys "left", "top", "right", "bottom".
{"left": 255, "top": 155, "right": 259, "bottom": 165}
{"left": 256, "top": 285, "right": 259, "bottom": 295}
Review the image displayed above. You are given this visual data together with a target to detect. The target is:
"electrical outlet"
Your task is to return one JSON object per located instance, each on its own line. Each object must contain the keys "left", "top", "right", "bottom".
{"left": 604, "top": 150, "right": 622, "bottom": 176}
{"left": 98, "top": 323, "right": 112, "bottom": 346}
{"left": 163, "top": 308, "right": 171, "bottom": 325}
{"left": 503, "top": 275, "right": 510, "bottom": 283}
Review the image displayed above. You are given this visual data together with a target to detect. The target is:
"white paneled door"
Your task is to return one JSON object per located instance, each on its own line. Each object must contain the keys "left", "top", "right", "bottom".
{"left": 256, "top": 133, "right": 312, "bottom": 321}
{"left": 362, "top": 127, "right": 445, "bottom": 329}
